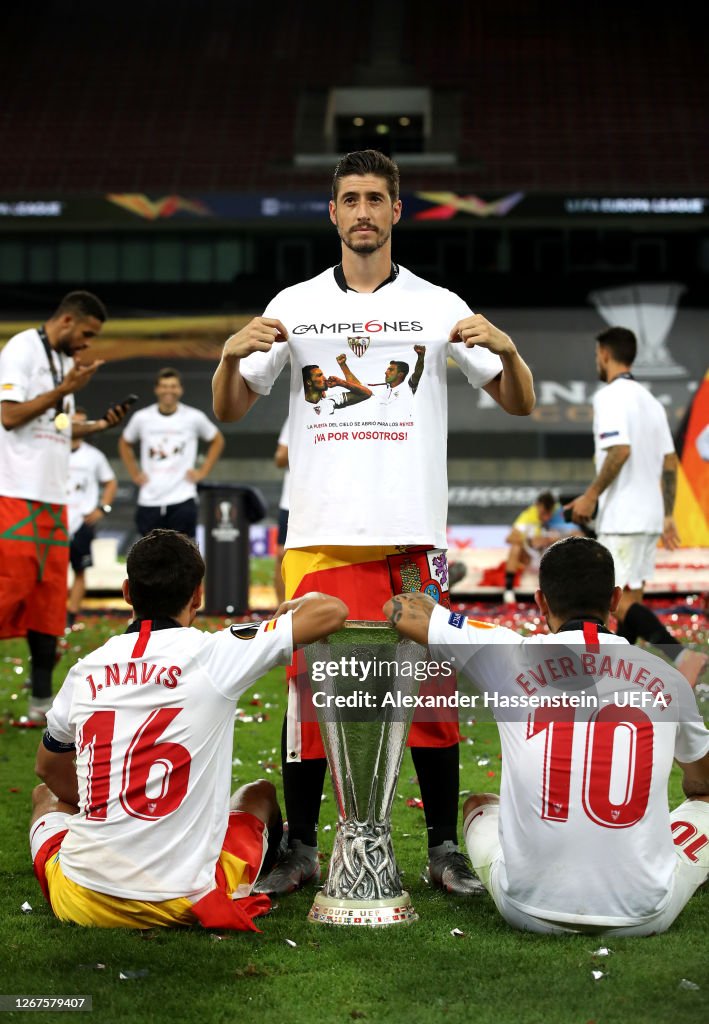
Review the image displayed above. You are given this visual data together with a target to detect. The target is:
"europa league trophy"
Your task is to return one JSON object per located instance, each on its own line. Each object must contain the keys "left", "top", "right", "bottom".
{"left": 589, "top": 282, "right": 688, "bottom": 379}
{"left": 304, "top": 622, "right": 424, "bottom": 927}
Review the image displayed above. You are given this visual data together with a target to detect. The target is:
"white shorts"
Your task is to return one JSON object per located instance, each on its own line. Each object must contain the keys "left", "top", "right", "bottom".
{"left": 463, "top": 799, "right": 709, "bottom": 936}
{"left": 597, "top": 533, "right": 659, "bottom": 591}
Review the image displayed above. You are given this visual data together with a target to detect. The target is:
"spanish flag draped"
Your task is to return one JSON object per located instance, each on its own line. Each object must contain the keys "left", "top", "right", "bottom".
{"left": 674, "top": 368, "right": 709, "bottom": 546}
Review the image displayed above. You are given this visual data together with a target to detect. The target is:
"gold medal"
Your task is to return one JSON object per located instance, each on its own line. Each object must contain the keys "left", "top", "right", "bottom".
{"left": 54, "top": 412, "right": 70, "bottom": 431}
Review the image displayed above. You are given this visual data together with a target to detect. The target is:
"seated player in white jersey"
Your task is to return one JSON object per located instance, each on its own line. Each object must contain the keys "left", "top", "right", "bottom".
{"left": 30, "top": 529, "right": 347, "bottom": 931}
{"left": 385, "top": 536, "right": 709, "bottom": 936}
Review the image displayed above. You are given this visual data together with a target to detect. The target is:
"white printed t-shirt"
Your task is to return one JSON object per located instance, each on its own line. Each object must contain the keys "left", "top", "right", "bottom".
{"left": 429, "top": 604, "right": 709, "bottom": 927}
{"left": 67, "top": 443, "right": 116, "bottom": 537}
{"left": 593, "top": 377, "right": 675, "bottom": 534}
{"left": 121, "top": 403, "right": 219, "bottom": 507}
{"left": 239, "top": 266, "right": 502, "bottom": 548}
{"left": 45, "top": 613, "right": 293, "bottom": 901}
{"left": 0, "top": 328, "right": 75, "bottom": 503}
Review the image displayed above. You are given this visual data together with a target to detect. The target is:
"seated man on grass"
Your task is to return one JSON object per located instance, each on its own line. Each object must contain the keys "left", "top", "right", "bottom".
{"left": 502, "top": 489, "right": 577, "bottom": 604}
{"left": 30, "top": 528, "right": 347, "bottom": 930}
{"left": 386, "top": 536, "right": 709, "bottom": 936}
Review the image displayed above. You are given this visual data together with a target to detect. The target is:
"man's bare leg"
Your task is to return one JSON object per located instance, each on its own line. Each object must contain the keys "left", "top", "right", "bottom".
{"left": 30, "top": 783, "right": 78, "bottom": 827}
{"left": 231, "top": 779, "right": 284, "bottom": 875}
{"left": 67, "top": 571, "right": 87, "bottom": 624}
{"left": 615, "top": 585, "right": 708, "bottom": 687}
{"left": 463, "top": 792, "right": 500, "bottom": 823}
{"left": 504, "top": 546, "right": 528, "bottom": 602}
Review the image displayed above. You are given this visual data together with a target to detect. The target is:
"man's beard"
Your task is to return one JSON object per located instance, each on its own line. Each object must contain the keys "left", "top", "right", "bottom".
{"left": 597, "top": 366, "right": 608, "bottom": 382}
{"left": 340, "top": 224, "right": 391, "bottom": 255}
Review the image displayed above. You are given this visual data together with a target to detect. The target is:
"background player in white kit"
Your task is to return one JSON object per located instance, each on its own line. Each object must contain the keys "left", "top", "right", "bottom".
{"left": 66, "top": 408, "right": 117, "bottom": 628}
{"left": 119, "top": 367, "right": 225, "bottom": 539}
{"left": 29, "top": 529, "right": 347, "bottom": 930}
{"left": 387, "top": 536, "right": 709, "bottom": 936}
{"left": 566, "top": 327, "right": 707, "bottom": 685}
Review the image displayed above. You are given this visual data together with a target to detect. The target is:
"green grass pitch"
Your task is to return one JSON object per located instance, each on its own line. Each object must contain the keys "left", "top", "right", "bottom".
{"left": 1, "top": 612, "right": 708, "bottom": 1024}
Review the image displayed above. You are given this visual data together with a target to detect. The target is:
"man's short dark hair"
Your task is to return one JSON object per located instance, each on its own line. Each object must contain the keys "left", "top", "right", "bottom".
{"left": 155, "top": 367, "right": 182, "bottom": 386}
{"left": 332, "top": 150, "right": 400, "bottom": 202}
{"left": 126, "top": 530, "right": 204, "bottom": 620}
{"left": 539, "top": 536, "right": 615, "bottom": 622}
{"left": 390, "top": 360, "right": 409, "bottom": 380}
{"left": 54, "top": 291, "right": 107, "bottom": 323}
{"left": 302, "top": 364, "right": 320, "bottom": 387}
{"left": 596, "top": 326, "right": 637, "bottom": 366}
{"left": 536, "top": 490, "right": 556, "bottom": 512}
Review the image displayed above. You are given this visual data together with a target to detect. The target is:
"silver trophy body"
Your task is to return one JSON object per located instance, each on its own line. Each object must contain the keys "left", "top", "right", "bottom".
{"left": 304, "top": 622, "right": 423, "bottom": 926}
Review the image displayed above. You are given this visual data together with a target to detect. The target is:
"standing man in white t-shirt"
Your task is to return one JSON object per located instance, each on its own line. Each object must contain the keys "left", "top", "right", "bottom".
{"left": 566, "top": 327, "right": 707, "bottom": 686}
{"left": 0, "top": 290, "right": 128, "bottom": 722}
{"left": 119, "top": 367, "right": 225, "bottom": 539}
{"left": 386, "top": 536, "right": 709, "bottom": 936}
{"left": 30, "top": 529, "right": 348, "bottom": 930}
{"left": 66, "top": 408, "right": 118, "bottom": 628}
{"left": 212, "top": 149, "right": 535, "bottom": 897}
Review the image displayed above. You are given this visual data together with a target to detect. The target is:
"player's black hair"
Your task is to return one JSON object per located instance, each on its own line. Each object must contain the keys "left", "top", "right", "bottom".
{"left": 536, "top": 490, "right": 556, "bottom": 512}
{"left": 302, "top": 364, "right": 320, "bottom": 386}
{"left": 332, "top": 150, "right": 400, "bottom": 202}
{"left": 596, "top": 326, "right": 637, "bottom": 366}
{"left": 53, "top": 290, "right": 107, "bottom": 323}
{"left": 126, "top": 529, "right": 204, "bottom": 620}
{"left": 539, "top": 536, "right": 615, "bottom": 622}
{"left": 390, "top": 360, "right": 409, "bottom": 380}
{"left": 155, "top": 366, "right": 182, "bottom": 385}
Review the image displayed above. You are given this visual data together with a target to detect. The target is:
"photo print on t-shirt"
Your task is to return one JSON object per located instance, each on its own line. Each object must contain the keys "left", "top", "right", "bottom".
{"left": 301, "top": 345, "right": 426, "bottom": 422}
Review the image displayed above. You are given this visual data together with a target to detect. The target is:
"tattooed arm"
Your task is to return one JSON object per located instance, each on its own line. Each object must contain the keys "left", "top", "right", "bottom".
{"left": 383, "top": 592, "right": 437, "bottom": 645}
{"left": 564, "top": 444, "right": 631, "bottom": 524}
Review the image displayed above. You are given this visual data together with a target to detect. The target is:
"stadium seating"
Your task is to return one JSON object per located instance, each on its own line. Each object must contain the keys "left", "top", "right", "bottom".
{"left": 0, "top": 1, "right": 704, "bottom": 192}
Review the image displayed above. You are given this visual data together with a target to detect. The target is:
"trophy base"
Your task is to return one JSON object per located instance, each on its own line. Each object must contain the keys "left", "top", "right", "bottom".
{"left": 308, "top": 891, "right": 418, "bottom": 927}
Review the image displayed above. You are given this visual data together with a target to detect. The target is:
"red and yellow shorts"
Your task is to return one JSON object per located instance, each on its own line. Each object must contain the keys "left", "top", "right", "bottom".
{"left": 30, "top": 810, "right": 270, "bottom": 931}
{"left": 0, "top": 497, "right": 69, "bottom": 639}
{"left": 283, "top": 544, "right": 460, "bottom": 760}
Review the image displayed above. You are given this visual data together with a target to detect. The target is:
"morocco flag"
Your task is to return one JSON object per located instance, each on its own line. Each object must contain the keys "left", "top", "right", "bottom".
{"left": 674, "top": 369, "right": 709, "bottom": 546}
